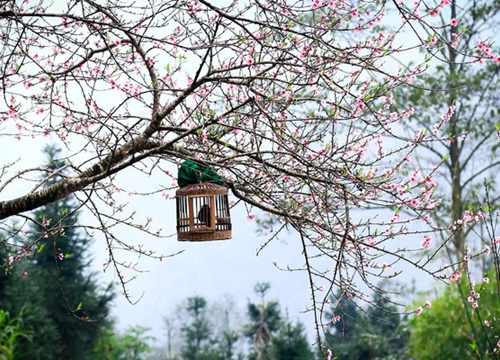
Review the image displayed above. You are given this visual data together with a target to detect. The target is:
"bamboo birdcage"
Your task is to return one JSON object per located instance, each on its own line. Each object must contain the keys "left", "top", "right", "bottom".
{"left": 176, "top": 182, "right": 232, "bottom": 241}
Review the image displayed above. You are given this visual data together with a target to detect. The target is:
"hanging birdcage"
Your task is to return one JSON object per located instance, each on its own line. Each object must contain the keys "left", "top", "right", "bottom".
{"left": 176, "top": 182, "right": 232, "bottom": 241}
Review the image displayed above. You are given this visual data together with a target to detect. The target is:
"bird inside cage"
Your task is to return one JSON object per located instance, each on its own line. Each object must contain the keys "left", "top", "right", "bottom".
{"left": 197, "top": 204, "right": 211, "bottom": 227}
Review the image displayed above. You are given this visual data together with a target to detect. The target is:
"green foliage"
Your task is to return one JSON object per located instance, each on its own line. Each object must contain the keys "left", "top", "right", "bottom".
{"left": 180, "top": 296, "right": 223, "bottom": 360}
{"left": 0, "top": 145, "right": 114, "bottom": 359}
{"left": 408, "top": 276, "right": 500, "bottom": 359}
{"left": 324, "top": 293, "right": 409, "bottom": 360}
{"left": 269, "top": 321, "right": 314, "bottom": 360}
{"left": 0, "top": 310, "right": 32, "bottom": 360}
{"left": 159, "top": 284, "right": 314, "bottom": 360}
{"left": 245, "top": 283, "right": 314, "bottom": 360}
{"left": 92, "top": 326, "right": 154, "bottom": 360}
{"left": 217, "top": 329, "right": 240, "bottom": 360}
{"left": 161, "top": 296, "right": 245, "bottom": 360}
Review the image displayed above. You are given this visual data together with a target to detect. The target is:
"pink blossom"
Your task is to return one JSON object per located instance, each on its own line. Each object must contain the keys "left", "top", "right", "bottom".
{"left": 8, "top": 107, "right": 18, "bottom": 118}
{"left": 430, "top": 8, "right": 440, "bottom": 17}
{"left": 450, "top": 18, "right": 458, "bottom": 27}
{"left": 483, "top": 277, "right": 490, "bottom": 284}
{"left": 421, "top": 236, "right": 432, "bottom": 249}
{"left": 389, "top": 213, "right": 400, "bottom": 223}
{"left": 450, "top": 272, "right": 460, "bottom": 281}
{"left": 416, "top": 306, "right": 423, "bottom": 315}
{"left": 7, "top": 256, "right": 14, "bottom": 265}
{"left": 247, "top": 214, "right": 256, "bottom": 221}
{"left": 425, "top": 301, "right": 432, "bottom": 308}
{"left": 410, "top": 169, "right": 420, "bottom": 182}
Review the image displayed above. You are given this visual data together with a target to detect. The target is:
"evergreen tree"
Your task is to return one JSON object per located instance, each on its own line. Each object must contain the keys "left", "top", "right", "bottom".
{"left": 180, "top": 296, "right": 221, "bottom": 360}
{"left": 324, "top": 293, "right": 409, "bottom": 360}
{"left": 245, "top": 283, "right": 314, "bottom": 360}
{"left": 216, "top": 309, "right": 241, "bottom": 360}
{"left": 245, "top": 283, "right": 281, "bottom": 360}
{"left": 159, "top": 296, "right": 244, "bottom": 360}
{"left": 0, "top": 145, "right": 114, "bottom": 359}
{"left": 92, "top": 325, "right": 155, "bottom": 360}
{"left": 158, "top": 286, "right": 313, "bottom": 360}
{"left": 270, "top": 319, "right": 314, "bottom": 360}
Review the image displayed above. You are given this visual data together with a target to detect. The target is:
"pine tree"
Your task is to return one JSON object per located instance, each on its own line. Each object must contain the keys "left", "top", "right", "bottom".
{"left": 245, "top": 283, "right": 281, "bottom": 360}
{"left": 270, "top": 319, "right": 314, "bottom": 360}
{"left": 180, "top": 296, "right": 222, "bottom": 360}
{"left": 0, "top": 145, "right": 114, "bottom": 359}
{"left": 245, "top": 283, "right": 314, "bottom": 360}
{"left": 324, "top": 292, "right": 409, "bottom": 360}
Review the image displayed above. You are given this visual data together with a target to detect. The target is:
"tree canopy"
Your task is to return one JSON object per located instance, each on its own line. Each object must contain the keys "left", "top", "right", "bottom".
{"left": 0, "top": 0, "right": 499, "bottom": 352}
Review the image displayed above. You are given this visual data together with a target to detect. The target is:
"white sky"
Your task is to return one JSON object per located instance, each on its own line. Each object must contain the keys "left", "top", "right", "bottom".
{"left": 100, "top": 204, "right": 315, "bottom": 345}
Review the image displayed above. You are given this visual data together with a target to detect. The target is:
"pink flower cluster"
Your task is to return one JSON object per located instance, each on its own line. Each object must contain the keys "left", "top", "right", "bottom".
{"left": 421, "top": 236, "right": 432, "bottom": 250}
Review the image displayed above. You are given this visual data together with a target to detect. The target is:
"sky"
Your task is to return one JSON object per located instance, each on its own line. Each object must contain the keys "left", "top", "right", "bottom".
{"left": 98, "top": 204, "right": 316, "bottom": 344}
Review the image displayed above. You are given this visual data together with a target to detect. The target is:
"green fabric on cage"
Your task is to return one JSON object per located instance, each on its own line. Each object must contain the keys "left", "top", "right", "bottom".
{"left": 177, "top": 160, "right": 224, "bottom": 187}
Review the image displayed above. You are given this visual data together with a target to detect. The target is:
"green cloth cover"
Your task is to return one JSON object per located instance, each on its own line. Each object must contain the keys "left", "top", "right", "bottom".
{"left": 178, "top": 160, "right": 224, "bottom": 187}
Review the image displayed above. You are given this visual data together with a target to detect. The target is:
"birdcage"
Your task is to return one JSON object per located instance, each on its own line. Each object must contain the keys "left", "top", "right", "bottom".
{"left": 176, "top": 182, "right": 232, "bottom": 241}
